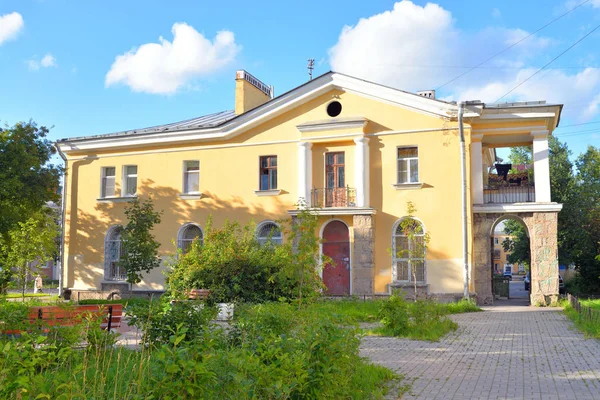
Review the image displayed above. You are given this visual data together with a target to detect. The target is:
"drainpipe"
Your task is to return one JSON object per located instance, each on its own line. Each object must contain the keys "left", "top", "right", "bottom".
{"left": 55, "top": 144, "right": 68, "bottom": 298}
{"left": 458, "top": 101, "right": 469, "bottom": 300}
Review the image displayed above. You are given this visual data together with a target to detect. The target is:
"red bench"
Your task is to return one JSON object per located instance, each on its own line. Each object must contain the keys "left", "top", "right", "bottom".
{"left": 2, "top": 304, "right": 122, "bottom": 335}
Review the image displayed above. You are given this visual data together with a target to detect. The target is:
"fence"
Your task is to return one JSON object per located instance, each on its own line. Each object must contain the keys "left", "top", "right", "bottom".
{"left": 567, "top": 293, "right": 600, "bottom": 324}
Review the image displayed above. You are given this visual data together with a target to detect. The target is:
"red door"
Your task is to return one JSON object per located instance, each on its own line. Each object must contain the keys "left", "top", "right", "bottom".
{"left": 322, "top": 221, "right": 350, "bottom": 295}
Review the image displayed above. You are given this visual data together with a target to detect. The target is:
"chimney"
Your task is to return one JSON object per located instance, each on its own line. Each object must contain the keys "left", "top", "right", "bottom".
{"left": 416, "top": 90, "right": 436, "bottom": 99}
{"left": 235, "top": 70, "right": 273, "bottom": 115}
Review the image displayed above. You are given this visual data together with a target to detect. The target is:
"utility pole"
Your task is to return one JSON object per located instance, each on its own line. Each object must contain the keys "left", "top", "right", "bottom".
{"left": 307, "top": 58, "right": 314, "bottom": 81}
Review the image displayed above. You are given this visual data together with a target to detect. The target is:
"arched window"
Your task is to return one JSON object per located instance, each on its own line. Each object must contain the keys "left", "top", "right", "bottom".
{"left": 104, "top": 226, "right": 125, "bottom": 281}
{"left": 256, "top": 221, "right": 282, "bottom": 246}
{"left": 392, "top": 218, "right": 426, "bottom": 283}
{"left": 178, "top": 224, "right": 203, "bottom": 254}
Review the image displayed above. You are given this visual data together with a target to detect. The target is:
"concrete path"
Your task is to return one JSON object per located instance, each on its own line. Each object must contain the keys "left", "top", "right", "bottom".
{"left": 361, "top": 304, "right": 600, "bottom": 400}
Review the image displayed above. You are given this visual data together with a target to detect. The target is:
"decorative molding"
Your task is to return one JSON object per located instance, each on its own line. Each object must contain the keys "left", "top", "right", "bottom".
{"left": 254, "top": 189, "right": 281, "bottom": 196}
{"left": 393, "top": 182, "right": 423, "bottom": 190}
{"left": 288, "top": 207, "right": 377, "bottom": 216}
{"left": 473, "top": 203, "right": 563, "bottom": 213}
{"left": 178, "top": 193, "right": 203, "bottom": 200}
{"left": 96, "top": 196, "right": 137, "bottom": 203}
{"left": 296, "top": 117, "right": 367, "bottom": 133}
{"left": 531, "top": 130, "right": 549, "bottom": 138}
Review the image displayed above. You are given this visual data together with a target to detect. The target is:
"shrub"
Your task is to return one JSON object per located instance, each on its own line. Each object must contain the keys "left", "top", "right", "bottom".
{"left": 377, "top": 294, "right": 459, "bottom": 341}
{"left": 126, "top": 297, "right": 219, "bottom": 347}
{"left": 165, "top": 211, "right": 325, "bottom": 304}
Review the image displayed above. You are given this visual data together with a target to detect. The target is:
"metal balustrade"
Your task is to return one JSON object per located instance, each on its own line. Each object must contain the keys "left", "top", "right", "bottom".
{"left": 311, "top": 187, "right": 357, "bottom": 208}
{"left": 483, "top": 183, "right": 535, "bottom": 204}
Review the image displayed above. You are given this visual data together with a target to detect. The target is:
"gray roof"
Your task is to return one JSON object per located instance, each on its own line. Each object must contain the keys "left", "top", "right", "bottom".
{"left": 60, "top": 110, "right": 236, "bottom": 142}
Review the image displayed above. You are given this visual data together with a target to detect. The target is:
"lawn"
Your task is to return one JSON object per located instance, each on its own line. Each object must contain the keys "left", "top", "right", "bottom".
{"left": 563, "top": 298, "right": 600, "bottom": 339}
{"left": 581, "top": 299, "right": 600, "bottom": 310}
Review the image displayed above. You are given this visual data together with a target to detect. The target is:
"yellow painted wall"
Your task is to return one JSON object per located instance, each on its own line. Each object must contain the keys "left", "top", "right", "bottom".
{"left": 63, "top": 88, "right": 473, "bottom": 294}
{"left": 235, "top": 79, "right": 271, "bottom": 115}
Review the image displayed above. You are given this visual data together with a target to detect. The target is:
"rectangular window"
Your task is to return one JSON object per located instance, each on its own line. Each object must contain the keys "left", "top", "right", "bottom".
{"left": 397, "top": 147, "right": 419, "bottom": 184}
{"left": 259, "top": 156, "right": 277, "bottom": 190}
{"left": 493, "top": 249, "right": 501, "bottom": 259}
{"left": 183, "top": 161, "right": 200, "bottom": 193}
{"left": 123, "top": 165, "right": 137, "bottom": 196}
{"left": 101, "top": 167, "right": 116, "bottom": 198}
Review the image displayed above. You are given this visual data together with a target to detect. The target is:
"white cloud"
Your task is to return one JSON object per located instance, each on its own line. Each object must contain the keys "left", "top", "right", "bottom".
{"left": 105, "top": 23, "right": 241, "bottom": 94}
{"left": 329, "top": 1, "right": 600, "bottom": 121}
{"left": 27, "top": 53, "right": 57, "bottom": 71}
{"left": 0, "top": 12, "right": 24, "bottom": 45}
{"left": 41, "top": 54, "right": 56, "bottom": 67}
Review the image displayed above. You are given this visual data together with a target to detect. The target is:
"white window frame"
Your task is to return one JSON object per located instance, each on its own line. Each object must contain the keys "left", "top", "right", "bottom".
{"left": 104, "top": 225, "right": 125, "bottom": 281}
{"left": 256, "top": 221, "right": 283, "bottom": 246}
{"left": 100, "top": 167, "right": 116, "bottom": 198}
{"left": 182, "top": 161, "right": 200, "bottom": 194}
{"left": 494, "top": 237, "right": 499, "bottom": 245}
{"left": 122, "top": 165, "right": 138, "bottom": 197}
{"left": 177, "top": 223, "right": 203, "bottom": 254}
{"left": 392, "top": 217, "right": 426, "bottom": 283}
{"left": 397, "top": 146, "right": 419, "bottom": 184}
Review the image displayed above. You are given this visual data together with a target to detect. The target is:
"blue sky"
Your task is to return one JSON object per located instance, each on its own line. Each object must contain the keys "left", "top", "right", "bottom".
{"left": 1, "top": 0, "right": 599, "bottom": 160}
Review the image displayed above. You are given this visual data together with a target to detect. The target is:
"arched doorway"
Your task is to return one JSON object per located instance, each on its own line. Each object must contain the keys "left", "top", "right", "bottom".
{"left": 322, "top": 220, "right": 351, "bottom": 295}
{"left": 490, "top": 215, "right": 531, "bottom": 305}
{"left": 473, "top": 210, "right": 560, "bottom": 306}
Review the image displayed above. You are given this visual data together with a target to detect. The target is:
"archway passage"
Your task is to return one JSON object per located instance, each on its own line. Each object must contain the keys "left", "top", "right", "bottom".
{"left": 322, "top": 221, "right": 351, "bottom": 295}
{"left": 473, "top": 211, "right": 560, "bottom": 306}
{"left": 491, "top": 216, "right": 531, "bottom": 306}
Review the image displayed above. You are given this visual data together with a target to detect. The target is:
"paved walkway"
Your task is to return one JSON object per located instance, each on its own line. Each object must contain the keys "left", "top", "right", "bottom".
{"left": 360, "top": 304, "right": 600, "bottom": 400}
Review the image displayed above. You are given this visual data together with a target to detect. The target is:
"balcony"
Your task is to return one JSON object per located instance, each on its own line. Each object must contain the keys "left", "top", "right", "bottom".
{"left": 311, "top": 187, "right": 357, "bottom": 208}
{"left": 484, "top": 182, "right": 535, "bottom": 204}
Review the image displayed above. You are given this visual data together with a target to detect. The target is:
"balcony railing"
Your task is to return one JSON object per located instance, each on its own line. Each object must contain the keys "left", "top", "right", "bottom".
{"left": 311, "top": 187, "right": 357, "bottom": 208}
{"left": 484, "top": 183, "right": 535, "bottom": 204}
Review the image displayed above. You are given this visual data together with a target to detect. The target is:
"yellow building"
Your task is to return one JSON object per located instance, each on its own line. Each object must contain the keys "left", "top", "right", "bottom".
{"left": 57, "top": 70, "right": 563, "bottom": 304}
{"left": 492, "top": 232, "right": 523, "bottom": 276}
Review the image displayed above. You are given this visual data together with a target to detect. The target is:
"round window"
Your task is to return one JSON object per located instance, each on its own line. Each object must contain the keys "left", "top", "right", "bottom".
{"left": 326, "top": 101, "right": 342, "bottom": 117}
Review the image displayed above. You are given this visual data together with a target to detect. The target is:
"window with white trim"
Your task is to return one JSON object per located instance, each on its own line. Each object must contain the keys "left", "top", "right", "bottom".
{"left": 101, "top": 167, "right": 116, "bottom": 198}
{"left": 104, "top": 226, "right": 125, "bottom": 281}
{"left": 123, "top": 165, "right": 137, "bottom": 196}
{"left": 178, "top": 224, "right": 203, "bottom": 254}
{"left": 259, "top": 156, "right": 277, "bottom": 190}
{"left": 397, "top": 147, "right": 419, "bottom": 184}
{"left": 392, "top": 218, "right": 425, "bottom": 282}
{"left": 256, "top": 221, "right": 282, "bottom": 246}
{"left": 183, "top": 161, "right": 200, "bottom": 194}
{"left": 494, "top": 238, "right": 499, "bottom": 245}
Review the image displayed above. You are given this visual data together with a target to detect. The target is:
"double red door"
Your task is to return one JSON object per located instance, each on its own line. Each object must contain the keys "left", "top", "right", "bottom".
{"left": 322, "top": 221, "right": 350, "bottom": 295}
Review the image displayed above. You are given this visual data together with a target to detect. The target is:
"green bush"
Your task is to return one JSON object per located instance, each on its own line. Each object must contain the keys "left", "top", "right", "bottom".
{"left": 126, "top": 297, "right": 219, "bottom": 347}
{"left": 376, "top": 294, "right": 459, "bottom": 341}
{"left": 166, "top": 213, "right": 325, "bottom": 304}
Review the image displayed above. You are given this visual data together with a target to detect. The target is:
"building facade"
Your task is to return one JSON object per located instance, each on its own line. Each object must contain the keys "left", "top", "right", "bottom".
{"left": 57, "top": 71, "right": 563, "bottom": 304}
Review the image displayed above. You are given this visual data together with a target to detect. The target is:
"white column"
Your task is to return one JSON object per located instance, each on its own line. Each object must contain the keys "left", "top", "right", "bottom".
{"left": 297, "top": 142, "right": 313, "bottom": 207}
{"left": 532, "top": 130, "right": 551, "bottom": 203}
{"left": 354, "top": 137, "right": 370, "bottom": 207}
{"left": 470, "top": 136, "right": 484, "bottom": 204}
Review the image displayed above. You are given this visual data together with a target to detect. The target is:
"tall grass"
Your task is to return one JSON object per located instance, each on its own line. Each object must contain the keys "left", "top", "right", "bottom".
{"left": 563, "top": 300, "right": 600, "bottom": 338}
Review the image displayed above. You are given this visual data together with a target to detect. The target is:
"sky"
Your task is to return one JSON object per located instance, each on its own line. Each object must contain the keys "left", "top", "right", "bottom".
{"left": 1, "top": 0, "right": 599, "bottom": 161}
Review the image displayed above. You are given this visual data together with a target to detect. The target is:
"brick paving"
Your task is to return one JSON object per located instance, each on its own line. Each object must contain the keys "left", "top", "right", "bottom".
{"left": 360, "top": 303, "right": 600, "bottom": 400}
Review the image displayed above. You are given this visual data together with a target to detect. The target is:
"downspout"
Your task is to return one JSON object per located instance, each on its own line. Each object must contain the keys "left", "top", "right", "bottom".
{"left": 55, "top": 144, "right": 68, "bottom": 298}
{"left": 458, "top": 102, "right": 469, "bottom": 299}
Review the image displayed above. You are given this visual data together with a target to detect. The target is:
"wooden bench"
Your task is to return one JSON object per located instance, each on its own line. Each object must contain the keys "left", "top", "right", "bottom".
{"left": 2, "top": 304, "right": 123, "bottom": 335}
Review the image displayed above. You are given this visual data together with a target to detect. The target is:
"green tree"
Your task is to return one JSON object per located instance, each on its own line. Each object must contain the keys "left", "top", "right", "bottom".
{"left": 0, "top": 122, "right": 61, "bottom": 237}
{"left": 507, "top": 146, "right": 532, "bottom": 166}
{"left": 501, "top": 220, "right": 530, "bottom": 269}
{"left": 120, "top": 197, "right": 163, "bottom": 289}
{"left": 0, "top": 212, "right": 59, "bottom": 300}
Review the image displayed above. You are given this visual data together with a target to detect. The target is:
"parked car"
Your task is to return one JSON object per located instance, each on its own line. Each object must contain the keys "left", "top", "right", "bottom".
{"left": 503, "top": 270, "right": 512, "bottom": 281}
{"left": 524, "top": 272, "right": 531, "bottom": 291}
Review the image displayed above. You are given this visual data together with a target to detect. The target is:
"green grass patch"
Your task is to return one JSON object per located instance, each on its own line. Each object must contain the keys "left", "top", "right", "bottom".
{"left": 581, "top": 299, "right": 600, "bottom": 310}
{"left": 308, "top": 298, "right": 385, "bottom": 323}
{"left": 440, "top": 298, "right": 482, "bottom": 314}
{"left": 563, "top": 300, "right": 600, "bottom": 338}
{"left": 3, "top": 293, "right": 55, "bottom": 298}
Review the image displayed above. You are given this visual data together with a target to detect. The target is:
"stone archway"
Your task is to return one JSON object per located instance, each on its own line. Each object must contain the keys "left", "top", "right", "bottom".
{"left": 473, "top": 211, "right": 560, "bottom": 306}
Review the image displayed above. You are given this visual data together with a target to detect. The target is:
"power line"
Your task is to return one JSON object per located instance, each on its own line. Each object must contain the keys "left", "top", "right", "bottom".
{"left": 435, "top": 0, "right": 591, "bottom": 91}
{"left": 495, "top": 21, "right": 600, "bottom": 102}
{"left": 558, "top": 120, "right": 600, "bottom": 128}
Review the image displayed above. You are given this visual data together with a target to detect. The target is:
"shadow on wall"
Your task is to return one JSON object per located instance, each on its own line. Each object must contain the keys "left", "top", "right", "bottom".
{"left": 67, "top": 176, "right": 293, "bottom": 289}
